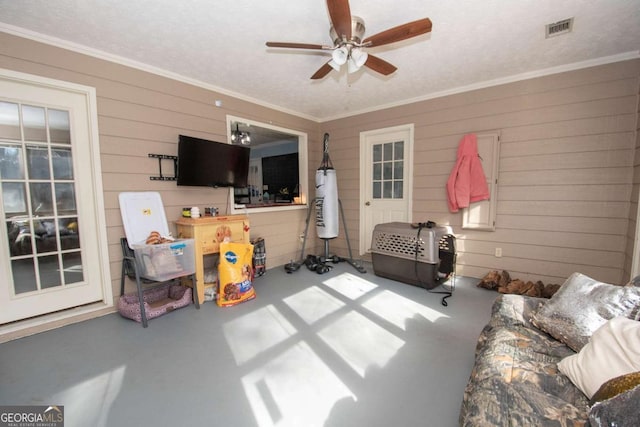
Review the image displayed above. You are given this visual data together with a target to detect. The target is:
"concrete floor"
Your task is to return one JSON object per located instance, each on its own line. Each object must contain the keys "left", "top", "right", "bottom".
{"left": 0, "top": 262, "right": 498, "bottom": 427}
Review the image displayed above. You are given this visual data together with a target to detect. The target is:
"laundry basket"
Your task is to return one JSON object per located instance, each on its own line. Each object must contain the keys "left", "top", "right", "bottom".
{"left": 370, "top": 222, "right": 453, "bottom": 289}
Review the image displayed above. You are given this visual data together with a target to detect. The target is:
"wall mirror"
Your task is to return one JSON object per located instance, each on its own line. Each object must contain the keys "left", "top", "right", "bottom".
{"left": 227, "top": 115, "right": 308, "bottom": 214}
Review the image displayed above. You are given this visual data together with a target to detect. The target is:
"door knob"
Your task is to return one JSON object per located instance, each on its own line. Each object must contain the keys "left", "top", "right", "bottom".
{"left": 365, "top": 201, "right": 371, "bottom": 206}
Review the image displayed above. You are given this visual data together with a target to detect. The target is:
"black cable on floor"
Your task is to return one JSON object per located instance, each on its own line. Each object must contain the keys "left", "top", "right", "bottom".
{"left": 413, "top": 223, "right": 455, "bottom": 307}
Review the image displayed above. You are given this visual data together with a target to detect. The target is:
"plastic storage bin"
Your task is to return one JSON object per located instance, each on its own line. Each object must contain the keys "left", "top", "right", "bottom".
{"left": 131, "top": 239, "right": 196, "bottom": 282}
{"left": 370, "top": 222, "right": 451, "bottom": 289}
{"left": 119, "top": 191, "right": 196, "bottom": 281}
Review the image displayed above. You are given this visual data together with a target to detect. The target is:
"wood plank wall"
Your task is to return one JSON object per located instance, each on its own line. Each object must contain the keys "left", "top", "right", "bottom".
{"left": 0, "top": 33, "right": 320, "bottom": 304}
{"left": 1, "top": 31, "right": 639, "bottom": 300}
{"left": 322, "top": 59, "right": 640, "bottom": 285}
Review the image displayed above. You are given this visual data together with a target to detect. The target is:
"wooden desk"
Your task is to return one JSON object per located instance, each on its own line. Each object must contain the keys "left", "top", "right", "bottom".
{"left": 175, "top": 215, "right": 250, "bottom": 304}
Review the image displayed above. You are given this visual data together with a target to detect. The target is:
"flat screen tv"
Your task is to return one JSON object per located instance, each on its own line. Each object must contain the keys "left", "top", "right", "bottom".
{"left": 177, "top": 135, "right": 250, "bottom": 187}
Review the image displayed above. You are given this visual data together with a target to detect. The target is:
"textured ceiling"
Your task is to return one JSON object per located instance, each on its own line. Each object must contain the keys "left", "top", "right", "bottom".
{"left": 0, "top": 0, "right": 638, "bottom": 122}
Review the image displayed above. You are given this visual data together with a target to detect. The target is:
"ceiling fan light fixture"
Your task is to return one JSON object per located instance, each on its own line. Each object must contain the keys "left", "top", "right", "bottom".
{"left": 351, "top": 48, "right": 368, "bottom": 67}
{"left": 328, "top": 59, "right": 341, "bottom": 71}
{"left": 331, "top": 46, "right": 349, "bottom": 65}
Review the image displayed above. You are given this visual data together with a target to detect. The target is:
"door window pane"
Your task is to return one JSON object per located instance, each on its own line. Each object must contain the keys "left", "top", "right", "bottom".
{"left": 383, "top": 182, "right": 393, "bottom": 198}
{"left": 394, "top": 141, "right": 404, "bottom": 160}
{"left": 12, "top": 259, "right": 37, "bottom": 294}
{"left": 393, "top": 161, "right": 403, "bottom": 180}
{"left": 27, "top": 146, "right": 51, "bottom": 179}
{"left": 48, "top": 109, "right": 71, "bottom": 144}
{"left": 62, "top": 252, "right": 83, "bottom": 284}
{"left": 7, "top": 219, "right": 33, "bottom": 256}
{"left": 59, "top": 217, "right": 80, "bottom": 250}
{"left": 22, "top": 105, "right": 47, "bottom": 142}
{"left": 383, "top": 162, "right": 392, "bottom": 180}
{"left": 373, "top": 163, "right": 381, "bottom": 180}
{"left": 373, "top": 182, "right": 381, "bottom": 199}
{"left": 383, "top": 143, "right": 393, "bottom": 160}
{"left": 2, "top": 182, "right": 26, "bottom": 214}
{"left": 394, "top": 181, "right": 404, "bottom": 198}
{"left": 373, "top": 144, "right": 382, "bottom": 162}
{"left": 30, "top": 183, "right": 54, "bottom": 215}
{"left": 39, "top": 255, "right": 62, "bottom": 289}
{"left": 55, "top": 183, "right": 76, "bottom": 214}
{"left": 0, "top": 145, "right": 24, "bottom": 179}
{"left": 52, "top": 148, "right": 73, "bottom": 179}
{"left": 34, "top": 219, "right": 58, "bottom": 254}
{"left": 0, "top": 102, "right": 21, "bottom": 140}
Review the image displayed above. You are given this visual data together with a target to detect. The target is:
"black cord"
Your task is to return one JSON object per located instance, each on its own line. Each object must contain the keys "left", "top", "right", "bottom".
{"left": 414, "top": 224, "right": 454, "bottom": 307}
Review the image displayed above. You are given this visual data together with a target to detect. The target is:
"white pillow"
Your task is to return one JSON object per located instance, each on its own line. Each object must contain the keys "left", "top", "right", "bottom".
{"left": 557, "top": 317, "right": 640, "bottom": 399}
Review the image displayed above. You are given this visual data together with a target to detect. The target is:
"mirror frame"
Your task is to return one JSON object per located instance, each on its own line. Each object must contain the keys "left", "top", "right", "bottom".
{"left": 227, "top": 115, "right": 308, "bottom": 214}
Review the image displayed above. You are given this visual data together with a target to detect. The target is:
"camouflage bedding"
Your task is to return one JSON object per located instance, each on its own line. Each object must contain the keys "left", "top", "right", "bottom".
{"left": 459, "top": 294, "right": 590, "bottom": 427}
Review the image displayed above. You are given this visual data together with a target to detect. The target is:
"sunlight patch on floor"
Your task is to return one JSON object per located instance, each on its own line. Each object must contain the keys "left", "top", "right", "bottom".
{"left": 50, "top": 365, "right": 125, "bottom": 427}
{"left": 322, "top": 272, "right": 378, "bottom": 300}
{"left": 223, "top": 304, "right": 297, "bottom": 365}
{"left": 242, "top": 341, "right": 355, "bottom": 427}
{"left": 361, "top": 290, "right": 449, "bottom": 330}
{"left": 318, "top": 311, "right": 405, "bottom": 377}
{"left": 283, "top": 285, "right": 345, "bottom": 325}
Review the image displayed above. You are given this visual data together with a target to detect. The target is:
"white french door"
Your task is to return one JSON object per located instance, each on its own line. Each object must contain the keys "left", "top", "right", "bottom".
{"left": 0, "top": 70, "right": 111, "bottom": 325}
{"left": 359, "top": 125, "right": 414, "bottom": 254}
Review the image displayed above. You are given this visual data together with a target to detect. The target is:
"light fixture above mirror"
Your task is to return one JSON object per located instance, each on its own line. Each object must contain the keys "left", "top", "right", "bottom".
{"left": 231, "top": 122, "right": 251, "bottom": 145}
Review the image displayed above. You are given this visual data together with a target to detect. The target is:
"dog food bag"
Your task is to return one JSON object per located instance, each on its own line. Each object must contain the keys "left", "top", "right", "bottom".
{"left": 217, "top": 242, "right": 256, "bottom": 307}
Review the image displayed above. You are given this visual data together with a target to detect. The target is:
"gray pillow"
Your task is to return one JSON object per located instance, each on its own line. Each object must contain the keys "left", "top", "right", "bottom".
{"left": 531, "top": 272, "right": 640, "bottom": 352}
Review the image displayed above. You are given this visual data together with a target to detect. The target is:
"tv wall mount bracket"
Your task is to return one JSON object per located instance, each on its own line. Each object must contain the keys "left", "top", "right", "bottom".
{"left": 148, "top": 153, "right": 177, "bottom": 181}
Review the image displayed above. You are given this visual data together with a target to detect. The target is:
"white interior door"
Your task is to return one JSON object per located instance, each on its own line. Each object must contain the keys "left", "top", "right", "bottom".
{"left": 359, "top": 125, "right": 414, "bottom": 254}
{"left": 0, "top": 70, "right": 111, "bottom": 325}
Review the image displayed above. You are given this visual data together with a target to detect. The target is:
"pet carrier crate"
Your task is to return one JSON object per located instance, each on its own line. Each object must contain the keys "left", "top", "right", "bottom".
{"left": 370, "top": 222, "right": 455, "bottom": 290}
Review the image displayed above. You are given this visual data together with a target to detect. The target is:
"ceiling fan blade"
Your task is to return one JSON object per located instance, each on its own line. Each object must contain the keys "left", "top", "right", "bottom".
{"left": 327, "top": 0, "right": 352, "bottom": 40}
{"left": 311, "top": 62, "right": 334, "bottom": 80}
{"left": 364, "top": 55, "right": 397, "bottom": 76}
{"left": 266, "top": 42, "right": 327, "bottom": 50}
{"left": 363, "top": 18, "right": 432, "bottom": 47}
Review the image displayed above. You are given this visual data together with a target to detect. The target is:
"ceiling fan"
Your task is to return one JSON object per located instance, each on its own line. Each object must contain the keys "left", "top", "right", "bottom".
{"left": 265, "top": 0, "right": 432, "bottom": 79}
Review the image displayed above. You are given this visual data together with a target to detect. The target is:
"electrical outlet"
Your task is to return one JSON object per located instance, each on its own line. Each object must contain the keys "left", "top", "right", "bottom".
{"left": 495, "top": 247, "right": 502, "bottom": 257}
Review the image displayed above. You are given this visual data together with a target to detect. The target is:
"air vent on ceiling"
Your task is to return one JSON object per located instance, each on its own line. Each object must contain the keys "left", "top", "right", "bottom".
{"left": 546, "top": 18, "right": 574, "bottom": 38}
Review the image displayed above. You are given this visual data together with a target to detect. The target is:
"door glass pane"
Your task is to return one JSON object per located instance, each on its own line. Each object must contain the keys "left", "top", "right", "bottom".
{"left": 30, "top": 183, "right": 54, "bottom": 215}
{"left": 7, "top": 219, "right": 32, "bottom": 256}
{"left": 27, "top": 146, "right": 51, "bottom": 179}
{"left": 373, "top": 163, "right": 381, "bottom": 180}
{"left": 393, "top": 161, "right": 403, "bottom": 179}
{"left": 39, "top": 255, "right": 62, "bottom": 289}
{"left": 373, "top": 144, "right": 382, "bottom": 162}
{"left": 383, "top": 181, "right": 393, "bottom": 198}
{"left": 383, "top": 143, "right": 393, "bottom": 160}
{"left": 55, "top": 183, "right": 76, "bottom": 214}
{"left": 22, "top": 105, "right": 47, "bottom": 142}
{"left": 12, "top": 259, "right": 37, "bottom": 294}
{"left": 394, "top": 181, "right": 403, "bottom": 199}
{"left": 0, "top": 102, "right": 21, "bottom": 140}
{"left": 373, "top": 182, "right": 381, "bottom": 199}
{"left": 394, "top": 141, "right": 404, "bottom": 160}
{"left": 34, "top": 219, "right": 58, "bottom": 253}
{"left": 0, "top": 145, "right": 24, "bottom": 179}
{"left": 383, "top": 162, "right": 392, "bottom": 180}
{"left": 59, "top": 217, "right": 80, "bottom": 250}
{"left": 62, "top": 252, "right": 83, "bottom": 284}
{"left": 48, "top": 109, "right": 71, "bottom": 144}
{"left": 52, "top": 148, "right": 73, "bottom": 179}
{"left": 2, "top": 182, "right": 26, "bottom": 214}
